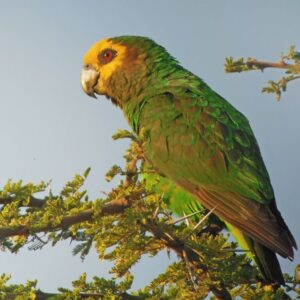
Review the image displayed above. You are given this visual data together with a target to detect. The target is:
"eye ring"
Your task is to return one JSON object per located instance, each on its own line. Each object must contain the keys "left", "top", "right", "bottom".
{"left": 98, "top": 48, "right": 117, "bottom": 64}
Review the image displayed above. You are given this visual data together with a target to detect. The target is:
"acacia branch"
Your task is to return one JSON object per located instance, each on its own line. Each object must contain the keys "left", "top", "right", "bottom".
{"left": 225, "top": 50, "right": 300, "bottom": 100}
{"left": 246, "top": 59, "right": 298, "bottom": 71}
{"left": 0, "top": 194, "right": 231, "bottom": 298}
{"left": 0, "top": 198, "right": 129, "bottom": 239}
{"left": 0, "top": 195, "right": 46, "bottom": 208}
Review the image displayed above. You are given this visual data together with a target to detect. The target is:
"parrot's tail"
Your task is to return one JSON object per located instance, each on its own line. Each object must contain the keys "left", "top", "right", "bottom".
{"left": 227, "top": 223, "right": 285, "bottom": 284}
{"left": 246, "top": 236, "right": 285, "bottom": 284}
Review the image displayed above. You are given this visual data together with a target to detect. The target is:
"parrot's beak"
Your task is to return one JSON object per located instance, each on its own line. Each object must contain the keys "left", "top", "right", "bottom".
{"left": 81, "top": 64, "right": 99, "bottom": 98}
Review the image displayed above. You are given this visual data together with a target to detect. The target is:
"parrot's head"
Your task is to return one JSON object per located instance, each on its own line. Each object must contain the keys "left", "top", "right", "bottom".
{"left": 81, "top": 36, "right": 177, "bottom": 107}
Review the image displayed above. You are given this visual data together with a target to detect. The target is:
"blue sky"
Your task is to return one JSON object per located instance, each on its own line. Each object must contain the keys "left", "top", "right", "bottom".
{"left": 0, "top": 0, "right": 299, "bottom": 293}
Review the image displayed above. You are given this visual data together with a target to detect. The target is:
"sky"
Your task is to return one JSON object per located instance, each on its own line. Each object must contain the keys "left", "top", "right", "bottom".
{"left": 0, "top": 0, "right": 299, "bottom": 293}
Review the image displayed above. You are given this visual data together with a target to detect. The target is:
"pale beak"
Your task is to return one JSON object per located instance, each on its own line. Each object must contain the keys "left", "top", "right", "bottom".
{"left": 81, "top": 64, "right": 99, "bottom": 98}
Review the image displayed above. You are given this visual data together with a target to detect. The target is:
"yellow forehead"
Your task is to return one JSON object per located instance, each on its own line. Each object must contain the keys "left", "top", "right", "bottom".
{"left": 83, "top": 38, "right": 128, "bottom": 81}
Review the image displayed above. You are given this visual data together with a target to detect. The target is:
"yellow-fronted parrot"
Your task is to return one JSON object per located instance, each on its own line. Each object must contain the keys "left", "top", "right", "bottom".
{"left": 81, "top": 36, "right": 296, "bottom": 284}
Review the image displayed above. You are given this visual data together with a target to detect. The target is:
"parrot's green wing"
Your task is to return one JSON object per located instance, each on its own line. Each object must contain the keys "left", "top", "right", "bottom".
{"left": 139, "top": 88, "right": 296, "bottom": 260}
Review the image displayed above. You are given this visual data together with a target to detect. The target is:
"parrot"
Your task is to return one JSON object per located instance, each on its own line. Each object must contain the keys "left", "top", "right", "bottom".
{"left": 81, "top": 36, "right": 297, "bottom": 284}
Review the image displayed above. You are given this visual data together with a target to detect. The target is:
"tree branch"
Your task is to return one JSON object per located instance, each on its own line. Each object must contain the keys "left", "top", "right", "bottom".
{"left": 246, "top": 59, "right": 298, "bottom": 72}
{"left": 0, "top": 197, "right": 129, "bottom": 239}
{"left": 0, "top": 195, "right": 46, "bottom": 208}
{"left": 225, "top": 49, "right": 300, "bottom": 100}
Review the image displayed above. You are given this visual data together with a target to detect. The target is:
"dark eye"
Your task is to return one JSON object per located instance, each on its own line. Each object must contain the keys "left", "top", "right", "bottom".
{"left": 99, "top": 49, "right": 117, "bottom": 64}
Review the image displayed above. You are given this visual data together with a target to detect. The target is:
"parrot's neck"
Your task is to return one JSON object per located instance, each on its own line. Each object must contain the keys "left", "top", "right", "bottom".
{"left": 123, "top": 93, "right": 152, "bottom": 133}
{"left": 122, "top": 69, "right": 206, "bottom": 134}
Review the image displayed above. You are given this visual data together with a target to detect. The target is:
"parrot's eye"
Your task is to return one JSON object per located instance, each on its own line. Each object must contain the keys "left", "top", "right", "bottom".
{"left": 99, "top": 49, "right": 117, "bottom": 64}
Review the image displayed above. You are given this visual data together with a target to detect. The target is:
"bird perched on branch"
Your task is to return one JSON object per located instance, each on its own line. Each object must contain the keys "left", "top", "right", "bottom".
{"left": 81, "top": 36, "right": 297, "bottom": 284}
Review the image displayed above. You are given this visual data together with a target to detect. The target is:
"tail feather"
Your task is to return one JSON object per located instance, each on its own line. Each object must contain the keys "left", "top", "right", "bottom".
{"left": 246, "top": 236, "right": 285, "bottom": 284}
{"left": 227, "top": 222, "right": 285, "bottom": 284}
{"left": 269, "top": 200, "right": 297, "bottom": 254}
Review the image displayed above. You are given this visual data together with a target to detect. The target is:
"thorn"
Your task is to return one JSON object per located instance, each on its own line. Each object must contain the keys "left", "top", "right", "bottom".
{"left": 163, "top": 231, "right": 175, "bottom": 242}
{"left": 168, "top": 209, "right": 203, "bottom": 225}
{"left": 183, "top": 205, "right": 217, "bottom": 240}
{"left": 186, "top": 245, "right": 205, "bottom": 260}
{"left": 183, "top": 212, "right": 190, "bottom": 227}
{"left": 159, "top": 192, "right": 165, "bottom": 202}
{"left": 182, "top": 249, "right": 197, "bottom": 291}
{"left": 153, "top": 193, "right": 164, "bottom": 218}
{"left": 153, "top": 205, "right": 160, "bottom": 219}
{"left": 166, "top": 247, "right": 171, "bottom": 259}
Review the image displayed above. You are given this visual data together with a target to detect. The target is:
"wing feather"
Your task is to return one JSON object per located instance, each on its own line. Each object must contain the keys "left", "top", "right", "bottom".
{"left": 140, "top": 90, "right": 296, "bottom": 258}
